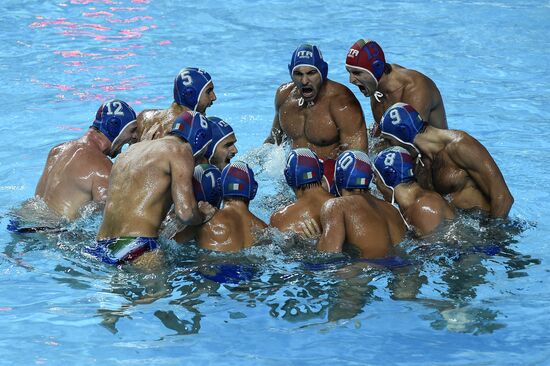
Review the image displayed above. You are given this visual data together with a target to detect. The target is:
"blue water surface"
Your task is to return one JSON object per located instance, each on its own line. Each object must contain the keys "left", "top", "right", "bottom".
{"left": 1, "top": 0, "right": 549, "bottom": 365}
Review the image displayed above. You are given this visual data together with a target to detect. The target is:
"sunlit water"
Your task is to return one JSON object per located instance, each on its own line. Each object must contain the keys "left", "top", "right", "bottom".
{"left": 0, "top": 1, "right": 549, "bottom": 365}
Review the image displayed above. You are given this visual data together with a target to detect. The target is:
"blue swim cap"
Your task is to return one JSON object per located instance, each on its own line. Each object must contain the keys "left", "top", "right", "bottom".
{"left": 193, "top": 164, "right": 222, "bottom": 207}
{"left": 92, "top": 99, "right": 137, "bottom": 143}
{"left": 334, "top": 150, "right": 373, "bottom": 194}
{"left": 173, "top": 67, "right": 213, "bottom": 111}
{"left": 171, "top": 111, "right": 212, "bottom": 157}
{"left": 284, "top": 148, "right": 324, "bottom": 188}
{"left": 380, "top": 103, "right": 425, "bottom": 148}
{"left": 205, "top": 116, "right": 235, "bottom": 163}
{"left": 288, "top": 44, "right": 328, "bottom": 82}
{"left": 373, "top": 147, "right": 415, "bottom": 188}
{"left": 221, "top": 161, "right": 258, "bottom": 201}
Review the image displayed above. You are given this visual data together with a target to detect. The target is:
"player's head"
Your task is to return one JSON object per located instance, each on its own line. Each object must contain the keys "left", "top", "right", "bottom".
{"left": 284, "top": 148, "right": 324, "bottom": 189}
{"left": 92, "top": 99, "right": 138, "bottom": 157}
{"left": 334, "top": 150, "right": 373, "bottom": 196}
{"left": 170, "top": 111, "right": 213, "bottom": 157}
{"left": 221, "top": 161, "right": 258, "bottom": 202}
{"left": 173, "top": 67, "right": 216, "bottom": 113}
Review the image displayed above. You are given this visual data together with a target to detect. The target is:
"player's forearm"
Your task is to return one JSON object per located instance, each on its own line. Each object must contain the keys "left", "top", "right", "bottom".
{"left": 317, "top": 236, "right": 342, "bottom": 253}
{"left": 490, "top": 191, "right": 514, "bottom": 218}
{"left": 175, "top": 205, "right": 204, "bottom": 226}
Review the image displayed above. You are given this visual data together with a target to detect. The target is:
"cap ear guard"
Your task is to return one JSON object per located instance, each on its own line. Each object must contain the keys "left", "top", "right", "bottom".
{"left": 250, "top": 178, "right": 258, "bottom": 201}
{"left": 105, "top": 116, "right": 121, "bottom": 139}
{"left": 334, "top": 164, "right": 346, "bottom": 196}
{"left": 382, "top": 166, "right": 398, "bottom": 187}
{"left": 400, "top": 124, "right": 412, "bottom": 142}
{"left": 315, "top": 45, "right": 329, "bottom": 81}
{"left": 364, "top": 40, "right": 385, "bottom": 79}
{"left": 283, "top": 153, "right": 297, "bottom": 187}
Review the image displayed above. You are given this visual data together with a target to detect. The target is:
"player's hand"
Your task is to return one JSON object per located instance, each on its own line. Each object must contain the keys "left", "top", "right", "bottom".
{"left": 300, "top": 218, "right": 321, "bottom": 239}
{"left": 198, "top": 201, "right": 217, "bottom": 223}
{"left": 370, "top": 122, "right": 381, "bottom": 137}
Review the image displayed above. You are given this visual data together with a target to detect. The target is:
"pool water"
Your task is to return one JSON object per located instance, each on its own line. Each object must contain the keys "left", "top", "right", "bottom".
{"left": 1, "top": 0, "right": 549, "bottom": 365}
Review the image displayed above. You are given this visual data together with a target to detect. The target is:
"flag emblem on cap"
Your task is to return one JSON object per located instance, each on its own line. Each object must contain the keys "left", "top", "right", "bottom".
{"left": 302, "top": 171, "right": 313, "bottom": 180}
{"left": 228, "top": 183, "right": 240, "bottom": 191}
{"left": 355, "top": 178, "right": 366, "bottom": 185}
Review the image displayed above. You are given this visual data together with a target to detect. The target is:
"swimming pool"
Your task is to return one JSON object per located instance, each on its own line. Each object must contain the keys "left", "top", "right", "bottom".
{"left": 1, "top": 0, "right": 549, "bottom": 364}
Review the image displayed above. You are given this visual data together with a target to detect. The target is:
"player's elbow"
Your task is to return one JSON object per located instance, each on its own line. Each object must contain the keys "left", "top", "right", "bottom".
{"left": 492, "top": 191, "right": 514, "bottom": 218}
{"left": 317, "top": 236, "right": 341, "bottom": 253}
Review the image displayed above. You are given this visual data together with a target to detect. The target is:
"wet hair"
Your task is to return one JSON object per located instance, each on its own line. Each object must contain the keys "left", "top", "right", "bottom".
{"left": 297, "top": 181, "right": 322, "bottom": 191}
{"left": 400, "top": 178, "right": 417, "bottom": 185}
{"left": 384, "top": 63, "right": 392, "bottom": 75}
{"left": 418, "top": 122, "right": 428, "bottom": 135}
{"left": 224, "top": 196, "right": 249, "bottom": 204}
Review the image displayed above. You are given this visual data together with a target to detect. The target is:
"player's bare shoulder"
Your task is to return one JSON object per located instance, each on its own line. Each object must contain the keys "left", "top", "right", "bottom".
{"left": 327, "top": 79, "right": 362, "bottom": 107}
{"left": 137, "top": 108, "right": 164, "bottom": 135}
{"left": 321, "top": 196, "right": 347, "bottom": 217}
{"left": 326, "top": 79, "right": 356, "bottom": 96}
{"left": 200, "top": 209, "right": 233, "bottom": 242}
{"left": 275, "top": 82, "right": 296, "bottom": 106}
{"left": 400, "top": 65, "right": 438, "bottom": 89}
{"left": 447, "top": 129, "right": 474, "bottom": 154}
{"left": 138, "top": 108, "right": 165, "bottom": 122}
{"left": 87, "top": 145, "right": 112, "bottom": 168}
{"left": 159, "top": 136, "right": 195, "bottom": 170}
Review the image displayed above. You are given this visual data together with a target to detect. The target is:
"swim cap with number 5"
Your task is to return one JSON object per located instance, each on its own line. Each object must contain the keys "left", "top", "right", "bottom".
{"left": 173, "top": 67, "right": 212, "bottom": 111}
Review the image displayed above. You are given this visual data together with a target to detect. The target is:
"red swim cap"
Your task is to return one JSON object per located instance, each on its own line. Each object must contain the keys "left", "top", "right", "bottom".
{"left": 346, "top": 39, "right": 386, "bottom": 82}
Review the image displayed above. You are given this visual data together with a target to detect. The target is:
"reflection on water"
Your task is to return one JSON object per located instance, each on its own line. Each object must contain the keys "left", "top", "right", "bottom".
{"left": 1, "top": 197, "right": 539, "bottom": 337}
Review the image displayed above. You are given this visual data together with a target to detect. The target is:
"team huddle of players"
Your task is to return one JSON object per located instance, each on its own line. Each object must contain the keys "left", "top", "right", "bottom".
{"left": 26, "top": 39, "right": 513, "bottom": 268}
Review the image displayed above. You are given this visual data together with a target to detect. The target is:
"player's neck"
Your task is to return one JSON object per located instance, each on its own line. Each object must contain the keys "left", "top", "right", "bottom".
{"left": 295, "top": 184, "right": 326, "bottom": 199}
{"left": 413, "top": 126, "right": 445, "bottom": 160}
{"left": 377, "top": 70, "right": 401, "bottom": 96}
{"left": 171, "top": 102, "right": 192, "bottom": 114}
{"left": 83, "top": 128, "right": 111, "bottom": 155}
{"left": 341, "top": 189, "right": 369, "bottom": 198}
{"left": 223, "top": 198, "right": 249, "bottom": 210}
